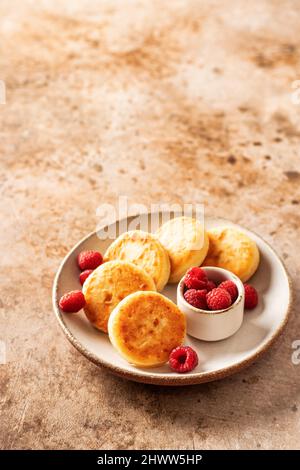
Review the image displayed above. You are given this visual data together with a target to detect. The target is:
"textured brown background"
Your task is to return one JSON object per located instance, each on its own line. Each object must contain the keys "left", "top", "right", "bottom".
{"left": 0, "top": 0, "right": 300, "bottom": 450}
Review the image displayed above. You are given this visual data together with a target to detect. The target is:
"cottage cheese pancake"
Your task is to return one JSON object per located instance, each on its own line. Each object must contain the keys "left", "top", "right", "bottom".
{"left": 156, "top": 217, "right": 209, "bottom": 283}
{"left": 202, "top": 227, "right": 260, "bottom": 282}
{"left": 82, "top": 260, "right": 156, "bottom": 333}
{"left": 108, "top": 291, "right": 186, "bottom": 367}
{"left": 104, "top": 230, "right": 170, "bottom": 291}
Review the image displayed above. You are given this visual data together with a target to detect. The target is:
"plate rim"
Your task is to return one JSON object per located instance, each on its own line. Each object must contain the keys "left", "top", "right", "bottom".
{"left": 52, "top": 214, "right": 293, "bottom": 386}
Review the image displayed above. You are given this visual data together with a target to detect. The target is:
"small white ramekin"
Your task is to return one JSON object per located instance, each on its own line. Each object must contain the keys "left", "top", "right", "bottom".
{"left": 177, "top": 266, "right": 245, "bottom": 341}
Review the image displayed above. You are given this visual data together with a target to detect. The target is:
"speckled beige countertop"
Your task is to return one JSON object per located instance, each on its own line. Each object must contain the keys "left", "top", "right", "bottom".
{"left": 0, "top": 0, "right": 300, "bottom": 450}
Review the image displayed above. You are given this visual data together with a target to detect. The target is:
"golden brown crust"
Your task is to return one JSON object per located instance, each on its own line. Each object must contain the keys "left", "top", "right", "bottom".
{"left": 108, "top": 291, "right": 186, "bottom": 367}
{"left": 82, "top": 261, "right": 156, "bottom": 333}
{"left": 202, "top": 227, "right": 260, "bottom": 281}
{"left": 104, "top": 230, "right": 170, "bottom": 291}
{"left": 156, "top": 217, "right": 209, "bottom": 283}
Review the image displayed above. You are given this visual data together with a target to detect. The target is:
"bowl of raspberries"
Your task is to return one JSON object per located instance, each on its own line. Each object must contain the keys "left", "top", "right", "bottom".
{"left": 177, "top": 266, "right": 252, "bottom": 341}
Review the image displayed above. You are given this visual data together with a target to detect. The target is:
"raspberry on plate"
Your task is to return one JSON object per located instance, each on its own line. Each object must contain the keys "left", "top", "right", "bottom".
{"left": 77, "top": 250, "right": 103, "bottom": 270}
{"left": 169, "top": 346, "right": 198, "bottom": 373}
{"left": 219, "top": 280, "right": 238, "bottom": 302}
{"left": 184, "top": 289, "right": 208, "bottom": 309}
{"left": 59, "top": 290, "right": 86, "bottom": 313}
{"left": 244, "top": 284, "right": 258, "bottom": 309}
{"left": 79, "top": 269, "right": 93, "bottom": 285}
{"left": 184, "top": 267, "right": 208, "bottom": 290}
{"left": 206, "top": 280, "right": 217, "bottom": 292}
{"left": 206, "top": 287, "right": 232, "bottom": 311}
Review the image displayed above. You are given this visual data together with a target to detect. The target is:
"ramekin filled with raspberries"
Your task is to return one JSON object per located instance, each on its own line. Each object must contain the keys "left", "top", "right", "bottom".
{"left": 177, "top": 266, "right": 255, "bottom": 341}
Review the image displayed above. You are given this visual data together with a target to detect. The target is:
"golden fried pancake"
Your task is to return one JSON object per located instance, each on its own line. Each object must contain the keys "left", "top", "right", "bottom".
{"left": 104, "top": 230, "right": 170, "bottom": 291}
{"left": 82, "top": 260, "right": 156, "bottom": 333}
{"left": 156, "top": 216, "right": 209, "bottom": 283}
{"left": 108, "top": 291, "right": 186, "bottom": 367}
{"left": 202, "top": 227, "right": 260, "bottom": 282}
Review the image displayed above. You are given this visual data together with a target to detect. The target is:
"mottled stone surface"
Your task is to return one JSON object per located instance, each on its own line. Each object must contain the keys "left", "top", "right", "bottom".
{"left": 0, "top": 0, "right": 300, "bottom": 450}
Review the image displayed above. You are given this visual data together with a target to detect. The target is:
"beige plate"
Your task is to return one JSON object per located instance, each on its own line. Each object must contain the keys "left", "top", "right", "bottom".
{"left": 52, "top": 214, "right": 292, "bottom": 386}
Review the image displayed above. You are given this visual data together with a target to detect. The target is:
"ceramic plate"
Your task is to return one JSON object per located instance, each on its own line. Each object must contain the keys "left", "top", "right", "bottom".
{"left": 52, "top": 214, "right": 292, "bottom": 386}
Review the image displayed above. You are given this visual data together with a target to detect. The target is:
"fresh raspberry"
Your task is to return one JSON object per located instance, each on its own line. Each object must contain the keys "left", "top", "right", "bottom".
{"left": 77, "top": 250, "right": 103, "bottom": 270}
{"left": 59, "top": 290, "right": 86, "bottom": 313}
{"left": 184, "top": 289, "right": 208, "bottom": 309}
{"left": 79, "top": 269, "right": 93, "bottom": 285}
{"left": 169, "top": 346, "right": 198, "bottom": 373}
{"left": 219, "top": 280, "right": 238, "bottom": 302}
{"left": 206, "top": 280, "right": 217, "bottom": 292}
{"left": 206, "top": 288, "right": 232, "bottom": 311}
{"left": 184, "top": 267, "right": 208, "bottom": 290}
{"left": 244, "top": 284, "right": 258, "bottom": 309}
